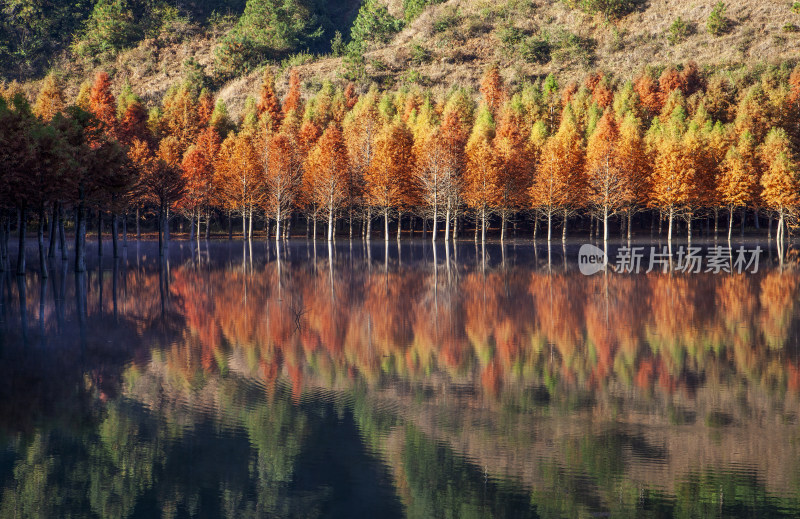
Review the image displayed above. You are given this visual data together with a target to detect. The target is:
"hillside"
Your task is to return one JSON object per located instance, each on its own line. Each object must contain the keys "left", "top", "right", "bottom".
{"left": 3, "top": 0, "right": 799, "bottom": 120}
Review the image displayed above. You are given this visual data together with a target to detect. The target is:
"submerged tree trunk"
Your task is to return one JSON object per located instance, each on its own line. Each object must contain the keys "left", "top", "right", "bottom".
{"left": 16, "top": 206, "right": 27, "bottom": 275}
{"left": 384, "top": 208, "right": 389, "bottom": 242}
{"left": 48, "top": 204, "right": 57, "bottom": 259}
{"left": 397, "top": 211, "right": 402, "bottom": 240}
{"left": 276, "top": 209, "right": 282, "bottom": 243}
{"left": 728, "top": 207, "right": 734, "bottom": 242}
{"left": 667, "top": 206, "right": 674, "bottom": 242}
{"left": 97, "top": 211, "right": 103, "bottom": 256}
{"left": 37, "top": 205, "right": 47, "bottom": 278}
{"left": 75, "top": 203, "right": 87, "bottom": 273}
{"left": 58, "top": 205, "right": 66, "bottom": 261}
{"left": 112, "top": 212, "right": 119, "bottom": 258}
{"left": 328, "top": 206, "right": 334, "bottom": 242}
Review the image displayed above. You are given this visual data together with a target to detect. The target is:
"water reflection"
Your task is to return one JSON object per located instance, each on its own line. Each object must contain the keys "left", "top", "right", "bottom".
{"left": 1, "top": 240, "right": 800, "bottom": 518}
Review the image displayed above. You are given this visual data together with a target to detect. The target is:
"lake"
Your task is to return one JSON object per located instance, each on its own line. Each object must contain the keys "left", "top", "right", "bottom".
{"left": 1, "top": 238, "right": 799, "bottom": 518}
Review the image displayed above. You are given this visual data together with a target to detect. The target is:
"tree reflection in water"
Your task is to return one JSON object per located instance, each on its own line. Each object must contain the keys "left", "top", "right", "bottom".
{"left": 1, "top": 239, "right": 800, "bottom": 517}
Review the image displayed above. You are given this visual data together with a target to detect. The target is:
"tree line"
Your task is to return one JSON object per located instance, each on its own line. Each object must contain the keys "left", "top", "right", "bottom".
{"left": 2, "top": 60, "right": 800, "bottom": 275}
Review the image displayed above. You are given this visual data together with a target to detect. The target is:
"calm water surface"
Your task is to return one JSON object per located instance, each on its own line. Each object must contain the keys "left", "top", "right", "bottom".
{"left": 2, "top": 239, "right": 800, "bottom": 518}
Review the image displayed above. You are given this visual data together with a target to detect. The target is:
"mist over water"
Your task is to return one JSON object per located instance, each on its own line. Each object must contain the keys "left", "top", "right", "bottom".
{"left": 2, "top": 238, "right": 800, "bottom": 518}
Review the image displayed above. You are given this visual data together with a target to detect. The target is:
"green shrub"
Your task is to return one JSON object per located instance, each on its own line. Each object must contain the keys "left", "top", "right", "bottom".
{"left": 213, "top": 0, "right": 324, "bottom": 77}
{"left": 551, "top": 30, "right": 596, "bottom": 66}
{"left": 71, "top": 0, "right": 139, "bottom": 59}
{"left": 403, "top": 0, "right": 445, "bottom": 22}
{"left": 793, "top": 2, "right": 800, "bottom": 15}
{"left": 330, "top": 31, "right": 345, "bottom": 57}
{"left": 783, "top": 22, "right": 798, "bottom": 32}
{"left": 349, "top": 0, "right": 403, "bottom": 49}
{"left": 519, "top": 36, "right": 551, "bottom": 64}
{"left": 667, "top": 17, "right": 690, "bottom": 44}
{"left": 569, "top": 0, "right": 643, "bottom": 19}
{"left": 432, "top": 7, "right": 460, "bottom": 33}
{"left": 409, "top": 43, "right": 431, "bottom": 65}
{"left": 707, "top": 2, "right": 728, "bottom": 36}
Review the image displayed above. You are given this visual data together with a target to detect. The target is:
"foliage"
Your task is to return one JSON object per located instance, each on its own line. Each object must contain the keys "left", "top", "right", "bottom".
{"left": 213, "top": 0, "right": 323, "bottom": 77}
{"left": 330, "top": 30, "right": 345, "bottom": 57}
{"left": 569, "top": 0, "right": 644, "bottom": 19}
{"left": 71, "top": 0, "right": 138, "bottom": 59}
{"left": 667, "top": 17, "right": 691, "bottom": 45}
{"left": 707, "top": 2, "right": 728, "bottom": 36}
{"left": 432, "top": 6, "right": 460, "bottom": 33}
{"left": 403, "top": 0, "right": 444, "bottom": 23}
{"left": 348, "top": 0, "right": 403, "bottom": 51}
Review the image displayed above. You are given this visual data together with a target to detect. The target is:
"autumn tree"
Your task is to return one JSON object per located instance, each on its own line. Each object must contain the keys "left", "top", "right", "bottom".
{"left": 181, "top": 127, "right": 221, "bottom": 239}
{"left": 304, "top": 125, "right": 349, "bottom": 240}
{"left": 344, "top": 88, "right": 380, "bottom": 237}
{"left": 760, "top": 128, "right": 799, "bottom": 244}
{"left": 257, "top": 69, "right": 282, "bottom": 132}
{"left": 215, "top": 129, "right": 264, "bottom": 238}
{"left": 480, "top": 64, "right": 506, "bottom": 117}
{"left": 464, "top": 106, "right": 501, "bottom": 244}
{"left": 34, "top": 72, "right": 65, "bottom": 121}
{"left": 585, "top": 109, "right": 631, "bottom": 241}
{"left": 88, "top": 71, "right": 118, "bottom": 138}
{"left": 264, "top": 131, "right": 302, "bottom": 240}
{"left": 494, "top": 102, "right": 531, "bottom": 241}
{"left": 365, "top": 117, "right": 414, "bottom": 241}
{"left": 129, "top": 138, "right": 184, "bottom": 255}
{"left": 530, "top": 105, "right": 585, "bottom": 242}
{"left": 718, "top": 130, "right": 759, "bottom": 241}
{"left": 283, "top": 69, "right": 302, "bottom": 115}
{"left": 647, "top": 109, "right": 694, "bottom": 242}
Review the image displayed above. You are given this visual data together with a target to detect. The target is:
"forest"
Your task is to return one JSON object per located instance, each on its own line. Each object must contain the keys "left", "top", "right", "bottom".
{"left": 1, "top": 58, "right": 800, "bottom": 277}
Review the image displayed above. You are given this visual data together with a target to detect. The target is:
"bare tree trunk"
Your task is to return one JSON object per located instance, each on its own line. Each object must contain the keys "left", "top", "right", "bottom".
{"left": 276, "top": 209, "right": 282, "bottom": 242}
{"left": 481, "top": 207, "right": 486, "bottom": 245}
{"left": 603, "top": 206, "right": 608, "bottom": 242}
{"left": 112, "top": 212, "right": 119, "bottom": 258}
{"left": 75, "top": 203, "right": 87, "bottom": 272}
{"left": 97, "top": 210, "right": 103, "bottom": 256}
{"left": 189, "top": 213, "right": 195, "bottom": 242}
{"left": 627, "top": 209, "right": 632, "bottom": 242}
{"left": 500, "top": 212, "right": 506, "bottom": 243}
{"left": 432, "top": 205, "right": 437, "bottom": 241}
{"left": 328, "top": 206, "right": 334, "bottom": 241}
{"left": 562, "top": 209, "right": 568, "bottom": 242}
{"left": 397, "top": 211, "right": 402, "bottom": 240}
{"left": 444, "top": 203, "right": 451, "bottom": 242}
{"left": 687, "top": 212, "right": 692, "bottom": 242}
{"left": 59, "top": 206, "right": 66, "bottom": 261}
{"left": 37, "top": 205, "right": 47, "bottom": 278}
{"left": 384, "top": 208, "right": 389, "bottom": 242}
{"left": 728, "top": 207, "right": 734, "bottom": 242}
{"left": 547, "top": 211, "right": 552, "bottom": 242}
{"left": 667, "top": 206, "right": 674, "bottom": 242}
{"left": 48, "top": 204, "right": 57, "bottom": 259}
